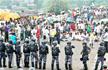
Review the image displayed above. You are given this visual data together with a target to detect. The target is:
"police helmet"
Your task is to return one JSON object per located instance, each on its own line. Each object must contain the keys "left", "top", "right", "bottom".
{"left": 100, "top": 42, "right": 104, "bottom": 46}
{"left": 67, "top": 41, "right": 71, "bottom": 45}
{"left": 82, "top": 42, "right": 87, "bottom": 45}
{"left": 42, "top": 40, "right": 46, "bottom": 44}
{"left": 0, "top": 37, "right": 3, "bottom": 42}
{"left": 16, "top": 40, "right": 20, "bottom": 45}
{"left": 25, "top": 38, "right": 29, "bottom": 43}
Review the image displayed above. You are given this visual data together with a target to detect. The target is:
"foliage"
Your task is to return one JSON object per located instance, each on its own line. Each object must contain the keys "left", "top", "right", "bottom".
{"left": 43, "top": 0, "right": 70, "bottom": 14}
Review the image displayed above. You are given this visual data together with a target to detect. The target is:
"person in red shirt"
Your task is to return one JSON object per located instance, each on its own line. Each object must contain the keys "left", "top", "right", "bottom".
{"left": 36, "top": 26, "right": 40, "bottom": 46}
{"left": 70, "top": 22, "right": 75, "bottom": 31}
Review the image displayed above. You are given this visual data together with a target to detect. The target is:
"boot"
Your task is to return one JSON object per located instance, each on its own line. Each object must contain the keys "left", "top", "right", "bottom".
{"left": 39, "top": 62, "right": 41, "bottom": 69}
{"left": 51, "top": 64, "right": 54, "bottom": 70}
{"left": 84, "top": 64, "right": 88, "bottom": 70}
{"left": 3, "top": 61, "right": 7, "bottom": 67}
{"left": 35, "top": 62, "right": 38, "bottom": 69}
{"left": 32, "top": 62, "right": 34, "bottom": 67}
{"left": 56, "top": 64, "right": 61, "bottom": 70}
{"left": 43, "top": 63, "right": 46, "bottom": 69}
{"left": 17, "top": 62, "right": 21, "bottom": 68}
{"left": 24, "top": 62, "right": 27, "bottom": 67}
{"left": 0, "top": 60, "right": 2, "bottom": 67}
{"left": 69, "top": 64, "right": 72, "bottom": 70}
{"left": 9, "top": 62, "right": 12, "bottom": 68}
{"left": 26, "top": 62, "right": 29, "bottom": 68}
{"left": 94, "top": 65, "right": 98, "bottom": 70}
{"left": 65, "top": 63, "right": 68, "bottom": 70}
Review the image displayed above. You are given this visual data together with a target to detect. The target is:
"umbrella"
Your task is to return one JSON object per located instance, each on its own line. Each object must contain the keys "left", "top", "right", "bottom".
{"left": 0, "top": 11, "right": 9, "bottom": 20}
{"left": 4, "top": 13, "right": 20, "bottom": 21}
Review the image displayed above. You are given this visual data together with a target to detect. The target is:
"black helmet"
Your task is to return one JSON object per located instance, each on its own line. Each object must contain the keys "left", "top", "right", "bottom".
{"left": 67, "top": 41, "right": 71, "bottom": 45}
{"left": 25, "top": 38, "right": 29, "bottom": 43}
{"left": 53, "top": 41, "right": 57, "bottom": 46}
{"left": 16, "top": 41, "right": 20, "bottom": 45}
{"left": 100, "top": 42, "right": 104, "bottom": 46}
{"left": 82, "top": 42, "right": 87, "bottom": 45}
{"left": 9, "top": 40, "right": 13, "bottom": 44}
{"left": 0, "top": 37, "right": 3, "bottom": 42}
{"left": 42, "top": 40, "right": 46, "bottom": 44}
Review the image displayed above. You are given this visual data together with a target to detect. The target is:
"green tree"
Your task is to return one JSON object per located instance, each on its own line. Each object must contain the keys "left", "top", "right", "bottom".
{"left": 43, "top": 0, "right": 70, "bottom": 15}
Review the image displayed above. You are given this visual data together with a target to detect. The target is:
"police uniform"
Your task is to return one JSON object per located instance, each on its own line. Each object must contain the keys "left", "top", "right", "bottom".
{"left": 94, "top": 42, "right": 106, "bottom": 70}
{"left": 39, "top": 41, "right": 49, "bottom": 69}
{"left": 6, "top": 40, "right": 15, "bottom": 68}
{"left": 65, "top": 41, "right": 75, "bottom": 70}
{"left": 15, "top": 41, "right": 21, "bottom": 68}
{"left": 30, "top": 38, "right": 38, "bottom": 68}
{"left": 0, "top": 37, "right": 7, "bottom": 67}
{"left": 81, "top": 42, "right": 90, "bottom": 70}
{"left": 23, "top": 39, "right": 30, "bottom": 68}
{"left": 51, "top": 41, "right": 61, "bottom": 70}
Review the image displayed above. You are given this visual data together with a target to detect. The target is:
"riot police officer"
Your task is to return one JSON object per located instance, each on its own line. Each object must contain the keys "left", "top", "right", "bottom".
{"left": 65, "top": 41, "right": 75, "bottom": 70}
{"left": 51, "top": 41, "right": 61, "bottom": 70}
{"left": 6, "top": 40, "right": 15, "bottom": 68}
{"left": 0, "top": 37, "right": 7, "bottom": 67}
{"left": 94, "top": 42, "right": 106, "bottom": 70}
{"left": 30, "top": 38, "right": 38, "bottom": 68}
{"left": 15, "top": 41, "right": 22, "bottom": 68}
{"left": 80, "top": 42, "right": 91, "bottom": 70}
{"left": 23, "top": 38, "right": 30, "bottom": 68}
{"left": 39, "top": 41, "right": 49, "bottom": 69}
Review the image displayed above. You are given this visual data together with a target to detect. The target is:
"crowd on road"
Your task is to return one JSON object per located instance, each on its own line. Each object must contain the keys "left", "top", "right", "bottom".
{"left": 0, "top": 7, "right": 108, "bottom": 70}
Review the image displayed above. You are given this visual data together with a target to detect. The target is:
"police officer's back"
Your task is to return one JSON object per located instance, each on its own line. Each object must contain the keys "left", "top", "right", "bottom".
{"left": 94, "top": 42, "right": 106, "bottom": 70}
{"left": 51, "top": 41, "right": 61, "bottom": 70}
{"left": 6, "top": 40, "right": 14, "bottom": 68}
{"left": 64, "top": 41, "right": 75, "bottom": 70}
{"left": 0, "top": 37, "right": 7, "bottom": 67}
{"left": 30, "top": 38, "right": 38, "bottom": 68}
{"left": 23, "top": 38, "right": 30, "bottom": 68}
{"left": 15, "top": 41, "right": 22, "bottom": 68}
{"left": 39, "top": 41, "right": 49, "bottom": 69}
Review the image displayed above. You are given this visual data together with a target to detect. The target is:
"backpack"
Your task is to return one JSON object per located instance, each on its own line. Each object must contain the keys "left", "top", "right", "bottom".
{"left": 52, "top": 47, "right": 58, "bottom": 56}
{"left": 98, "top": 47, "right": 106, "bottom": 57}
{"left": 65, "top": 46, "right": 72, "bottom": 55}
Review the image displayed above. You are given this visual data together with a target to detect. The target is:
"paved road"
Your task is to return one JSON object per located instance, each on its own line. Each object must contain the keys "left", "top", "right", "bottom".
{"left": 0, "top": 41, "right": 107, "bottom": 70}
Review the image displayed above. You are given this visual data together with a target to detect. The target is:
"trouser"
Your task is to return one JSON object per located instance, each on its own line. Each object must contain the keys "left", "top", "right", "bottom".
{"left": 57, "top": 37, "right": 60, "bottom": 44}
{"left": 94, "top": 57, "right": 104, "bottom": 70}
{"left": 52, "top": 56, "right": 60, "bottom": 70}
{"left": 31, "top": 52, "right": 38, "bottom": 67}
{"left": 50, "top": 37, "right": 54, "bottom": 46}
{"left": 24, "top": 53, "right": 30, "bottom": 63}
{"left": 16, "top": 54, "right": 21, "bottom": 63}
{"left": 5, "top": 31, "right": 8, "bottom": 42}
{"left": 82, "top": 55, "right": 88, "bottom": 70}
{"left": 0, "top": 52, "right": 6, "bottom": 67}
{"left": 20, "top": 33, "right": 24, "bottom": 40}
{"left": 104, "top": 41, "right": 108, "bottom": 52}
{"left": 37, "top": 38, "right": 40, "bottom": 47}
{"left": 7, "top": 53, "right": 13, "bottom": 67}
{"left": 24, "top": 53, "right": 30, "bottom": 67}
{"left": 39, "top": 54, "right": 47, "bottom": 69}
{"left": 65, "top": 55, "right": 72, "bottom": 70}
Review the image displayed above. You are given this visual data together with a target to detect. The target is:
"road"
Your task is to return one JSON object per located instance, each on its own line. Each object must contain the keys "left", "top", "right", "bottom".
{"left": 0, "top": 41, "right": 107, "bottom": 70}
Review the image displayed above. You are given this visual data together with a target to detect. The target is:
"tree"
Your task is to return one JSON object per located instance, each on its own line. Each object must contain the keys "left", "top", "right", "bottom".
{"left": 43, "top": 0, "right": 70, "bottom": 15}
